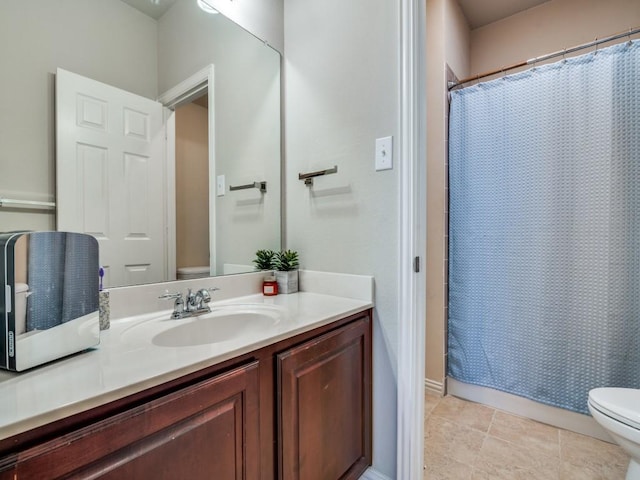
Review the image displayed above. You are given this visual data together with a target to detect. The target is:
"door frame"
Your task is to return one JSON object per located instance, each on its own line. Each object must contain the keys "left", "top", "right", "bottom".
{"left": 157, "top": 65, "right": 216, "bottom": 279}
{"left": 397, "top": 0, "right": 427, "bottom": 478}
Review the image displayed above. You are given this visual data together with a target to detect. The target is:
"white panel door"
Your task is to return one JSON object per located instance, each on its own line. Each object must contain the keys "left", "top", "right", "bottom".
{"left": 56, "top": 68, "right": 166, "bottom": 288}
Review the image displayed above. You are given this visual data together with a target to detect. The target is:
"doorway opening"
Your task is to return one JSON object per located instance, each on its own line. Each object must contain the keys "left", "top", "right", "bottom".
{"left": 174, "top": 93, "right": 210, "bottom": 280}
{"left": 158, "top": 64, "right": 216, "bottom": 281}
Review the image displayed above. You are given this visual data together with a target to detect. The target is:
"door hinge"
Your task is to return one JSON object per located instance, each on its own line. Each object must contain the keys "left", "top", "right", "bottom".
{"left": 413, "top": 256, "right": 420, "bottom": 273}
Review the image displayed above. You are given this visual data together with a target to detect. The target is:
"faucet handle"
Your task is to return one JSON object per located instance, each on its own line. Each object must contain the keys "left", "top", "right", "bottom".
{"left": 203, "top": 286, "right": 221, "bottom": 297}
{"left": 159, "top": 292, "right": 185, "bottom": 319}
{"left": 159, "top": 292, "right": 182, "bottom": 300}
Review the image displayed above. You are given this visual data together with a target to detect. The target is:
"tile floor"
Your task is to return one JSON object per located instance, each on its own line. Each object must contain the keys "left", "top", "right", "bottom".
{"left": 424, "top": 393, "right": 630, "bottom": 479}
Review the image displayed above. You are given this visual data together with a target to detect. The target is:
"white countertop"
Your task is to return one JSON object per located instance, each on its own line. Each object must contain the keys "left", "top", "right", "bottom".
{"left": 0, "top": 291, "right": 372, "bottom": 441}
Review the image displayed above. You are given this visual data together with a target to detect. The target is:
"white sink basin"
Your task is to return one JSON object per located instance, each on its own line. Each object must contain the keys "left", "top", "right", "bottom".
{"left": 121, "top": 304, "right": 284, "bottom": 347}
{"left": 153, "top": 310, "right": 280, "bottom": 347}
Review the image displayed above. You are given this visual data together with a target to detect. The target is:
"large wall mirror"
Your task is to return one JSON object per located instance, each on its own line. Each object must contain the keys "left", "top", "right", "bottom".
{"left": 0, "top": 0, "right": 281, "bottom": 288}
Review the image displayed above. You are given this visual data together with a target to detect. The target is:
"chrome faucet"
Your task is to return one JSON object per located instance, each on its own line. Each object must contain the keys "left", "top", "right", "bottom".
{"left": 159, "top": 287, "right": 220, "bottom": 319}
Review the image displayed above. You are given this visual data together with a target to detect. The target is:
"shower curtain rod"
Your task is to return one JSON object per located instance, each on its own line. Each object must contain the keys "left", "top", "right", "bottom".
{"left": 448, "top": 25, "right": 640, "bottom": 90}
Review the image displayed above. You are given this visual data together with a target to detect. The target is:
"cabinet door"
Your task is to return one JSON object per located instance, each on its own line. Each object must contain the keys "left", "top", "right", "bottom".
{"left": 277, "top": 315, "right": 372, "bottom": 480}
{"left": 0, "top": 462, "right": 14, "bottom": 480}
{"left": 14, "top": 361, "right": 260, "bottom": 480}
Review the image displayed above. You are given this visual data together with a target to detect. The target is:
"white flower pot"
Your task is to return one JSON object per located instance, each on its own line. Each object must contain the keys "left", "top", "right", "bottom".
{"left": 275, "top": 270, "right": 299, "bottom": 294}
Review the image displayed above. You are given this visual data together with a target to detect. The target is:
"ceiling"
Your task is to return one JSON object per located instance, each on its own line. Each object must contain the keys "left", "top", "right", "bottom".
{"left": 119, "top": 0, "right": 178, "bottom": 20}
{"left": 457, "top": 0, "right": 551, "bottom": 29}
{"left": 124, "top": 0, "right": 551, "bottom": 33}
{"left": 124, "top": 0, "right": 552, "bottom": 30}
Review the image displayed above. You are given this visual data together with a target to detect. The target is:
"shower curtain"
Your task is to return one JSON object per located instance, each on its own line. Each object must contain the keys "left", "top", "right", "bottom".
{"left": 448, "top": 40, "right": 640, "bottom": 414}
{"left": 27, "top": 232, "right": 99, "bottom": 331}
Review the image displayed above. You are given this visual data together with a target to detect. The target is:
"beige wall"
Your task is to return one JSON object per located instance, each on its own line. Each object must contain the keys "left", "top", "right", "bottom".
{"left": 444, "top": 0, "right": 471, "bottom": 79}
{"left": 284, "top": 0, "right": 399, "bottom": 474}
{"left": 471, "top": 0, "right": 640, "bottom": 75}
{"left": 426, "top": 0, "right": 640, "bottom": 389}
{"left": 425, "top": 0, "right": 470, "bottom": 388}
{"left": 175, "top": 103, "right": 210, "bottom": 269}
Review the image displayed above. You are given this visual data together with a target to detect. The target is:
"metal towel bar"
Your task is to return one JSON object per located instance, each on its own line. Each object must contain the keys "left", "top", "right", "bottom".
{"left": 0, "top": 198, "right": 56, "bottom": 209}
{"left": 298, "top": 165, "right": 338, "bottom": 186}
{"left": 229, "top": 181, "right": 267, "bottom": 193}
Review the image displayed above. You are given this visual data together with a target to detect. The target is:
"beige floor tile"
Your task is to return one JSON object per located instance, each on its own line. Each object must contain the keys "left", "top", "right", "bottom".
{"left": 473, "top": 436, "right": 560, "bottom": 480}
{"left": 425, "top": 414, "right": 486, "bottom": 466}
{"left": 559, "top": 460, "right": 627, "bottom": 480}
{"left": 423, "top": 453, "right": 474, "bottom": 480}
{"left": 431, "top": 395, "right": 495, "bottom": 433}
{"left": 488, "top": 410, "right": 560, "bottom": 459}
{"left": 425, "top": 391, "right": 441, "bottom": 418}
{"left": 472, "top": 466, "right": 554, "bottom": 480}
{"left": 424, "top": 396, "right": 630, "bottom": 480}
{"left": 560, "top": 430, "right": 629, "bottom": 479}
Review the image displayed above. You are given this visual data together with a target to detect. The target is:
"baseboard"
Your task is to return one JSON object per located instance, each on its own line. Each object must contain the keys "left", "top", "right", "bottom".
{"left": 425, "top": 378, "right": 445, "bottom": 396}
{"left": 359, "top": 466, "right": 394, "bottom": 480}
{"left": 447, "top": 378, "right": 614, "bottom": 443}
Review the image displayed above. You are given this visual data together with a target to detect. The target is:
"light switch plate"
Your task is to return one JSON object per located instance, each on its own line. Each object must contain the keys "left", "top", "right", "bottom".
{"left": 375, "top": 136, "right": 393, "bottom": 171}
{"left": 217, "top": 175, "right": 225, "bottom": 196}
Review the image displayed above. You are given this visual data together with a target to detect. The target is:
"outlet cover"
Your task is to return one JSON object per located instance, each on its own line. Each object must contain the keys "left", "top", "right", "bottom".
{"left": 375, "top": 136, "right": 393, "bottom": 171}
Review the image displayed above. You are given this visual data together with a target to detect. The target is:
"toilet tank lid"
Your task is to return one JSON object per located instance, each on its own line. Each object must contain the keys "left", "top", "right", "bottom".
{"left": 589, "top": 387, "right": 640, "bottom": 429}
{"left": 177, "top": 266, "right": 210, "bottom": 275}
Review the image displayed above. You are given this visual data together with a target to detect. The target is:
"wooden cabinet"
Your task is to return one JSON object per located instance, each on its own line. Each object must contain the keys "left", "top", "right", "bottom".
{"left": 0, "top": 310, "right": 372, "bottom": 480}
{"left": 277, "top": 316, "right": 372, "bottom": 480}
{"left": 10, "top": 361, "right": 260, "bottom": 480}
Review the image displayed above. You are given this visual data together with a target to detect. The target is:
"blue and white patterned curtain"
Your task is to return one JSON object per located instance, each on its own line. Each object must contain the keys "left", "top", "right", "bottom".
{"left": 448, "top": 40, "right": 640, "bottom": 414}
{"left": 27, "top": 232, "right": 99, "bottom": 330}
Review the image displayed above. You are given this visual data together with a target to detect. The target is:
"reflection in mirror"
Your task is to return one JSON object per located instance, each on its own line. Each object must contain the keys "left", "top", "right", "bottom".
{"left": 0, "top": 231, "right": 100, "bottom": 371}
{"left": 0, "top": 0, "right": 281, "bottom": 289}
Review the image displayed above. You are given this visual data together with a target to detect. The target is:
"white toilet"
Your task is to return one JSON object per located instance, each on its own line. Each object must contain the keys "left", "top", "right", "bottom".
{"left": 588, "top": 387, "right": 640, "bottom": 480}
{"left": 176, "top": 266, "right": 211, "bottom": 280}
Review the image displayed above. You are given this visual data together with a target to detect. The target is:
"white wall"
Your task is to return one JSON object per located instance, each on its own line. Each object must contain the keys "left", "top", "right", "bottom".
{"left": 158, "top": 0, "right": 281, "bottom": 275}
{"left": 205, "top": 0, "right": 284, "bottom": 54}
{"left": 0, "top": 0, "right": 158, "bottom": 232}
{"left": 284, "top": 0, "right": 399, "bottom": 476}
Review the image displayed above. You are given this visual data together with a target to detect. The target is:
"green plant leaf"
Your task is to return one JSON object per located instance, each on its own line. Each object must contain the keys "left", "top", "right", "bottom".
{"left": 253, "top": 249, "right": 275, "bottom": 270}
{"left": 274, "top": 249, "right": 299, "bottom": 271}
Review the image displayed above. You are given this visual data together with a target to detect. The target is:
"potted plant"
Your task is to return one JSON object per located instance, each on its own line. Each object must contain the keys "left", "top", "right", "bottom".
{"left": 253, "top": 249, "right": 275, "bottom": 271}
{"left": 273, "top": 249, "right": 299, "bottom": 294}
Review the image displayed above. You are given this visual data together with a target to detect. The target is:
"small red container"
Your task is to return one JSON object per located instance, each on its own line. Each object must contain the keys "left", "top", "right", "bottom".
{"left": 263, "top": 275, "right": 278, "bottom": 296}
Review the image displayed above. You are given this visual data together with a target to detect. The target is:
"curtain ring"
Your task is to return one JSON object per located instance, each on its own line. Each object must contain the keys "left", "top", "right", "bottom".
{"left": 629, "top": 28, "right": 633, "bottom": 45}
{"left": 594, "top": 37, "right": 598, "bottom": 54}
{"left": 562, "top": 48, "right": 567, "bottom": 62}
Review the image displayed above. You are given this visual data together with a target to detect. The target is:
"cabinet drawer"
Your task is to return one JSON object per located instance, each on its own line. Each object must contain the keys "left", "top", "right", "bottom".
{"left": 12, "top": 361, "right": 260, "bottom": 480}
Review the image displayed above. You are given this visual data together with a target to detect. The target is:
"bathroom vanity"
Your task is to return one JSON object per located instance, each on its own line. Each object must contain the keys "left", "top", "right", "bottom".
{"left": 0, "top": 284, "right": 372, "bottom": 480}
